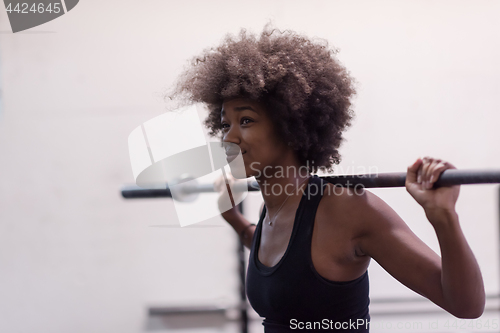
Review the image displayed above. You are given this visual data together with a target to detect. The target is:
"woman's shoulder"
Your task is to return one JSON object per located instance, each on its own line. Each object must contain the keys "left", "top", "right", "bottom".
{"left": 315, "top": 183, "right": 377, "bottom": 262}
{"left": 319, "top": 183, "right": 396, "bottom": 233}
{"left": 320, "top": 182, "right": 413, "bottom": 244}
{"left": 320, "top": 182, "right": 372, "bottom": 211}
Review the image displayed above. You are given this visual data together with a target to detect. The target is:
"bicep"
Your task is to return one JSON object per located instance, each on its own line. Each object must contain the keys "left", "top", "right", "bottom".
{"left": 357, "top": 192, "right": 445, "bottom": 306}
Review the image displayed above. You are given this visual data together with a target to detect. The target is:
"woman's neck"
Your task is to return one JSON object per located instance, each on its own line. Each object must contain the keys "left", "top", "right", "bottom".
{"left": 255, "top": 164, "right": 311, "bottom": 213}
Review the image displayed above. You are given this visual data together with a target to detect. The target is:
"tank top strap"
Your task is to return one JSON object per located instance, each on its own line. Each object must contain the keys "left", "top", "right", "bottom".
{"left": 250, "top": 175, "right": 326, "bottom": 260}
{"left": 254, "top": 175, "right": 325, "bottom": 224}
{"left": 250, "top": 175, "right": 328, "bottom": 271}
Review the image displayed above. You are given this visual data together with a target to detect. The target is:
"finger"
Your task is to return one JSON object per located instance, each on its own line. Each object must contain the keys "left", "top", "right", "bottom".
{"left": 406, "top": 158, "right": 423, "bottom": 184}
{"left": 213, "top": 177, "right": 222, "bottom": 192}
{"left": 444, "top": 161, "right": 457, "bottom": 170}
{"left": 419, "top": 157, "right": 432, "bottom": 188}
{"left": 420, "top": 157, "right": 439, "bottom": 182}
{"left": 421, "top": 157, "right": 437, "bottom": 189}
{"left": 214, "top": 174, "right": 230, "bottom": 192}
{"left": 424, "top": 158, "right": 441, "bottom": 189}
{"left": 423, "top": 159, "right": 438, "bottom": 189}
{"left": 428, "top": 162, "right": 448, "bottom": 188}
{"left": 419, "top": 157, "right": 432, "bottom": 184}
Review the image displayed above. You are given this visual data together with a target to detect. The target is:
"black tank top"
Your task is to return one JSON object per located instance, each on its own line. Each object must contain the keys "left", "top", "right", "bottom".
{"left": 246, "top": 175, "right": 370, "bottom": 332}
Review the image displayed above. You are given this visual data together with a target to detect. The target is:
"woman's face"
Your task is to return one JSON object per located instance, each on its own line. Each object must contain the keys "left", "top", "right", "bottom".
{"left": 220, "top": 98, "right": 290, "bottom": 180}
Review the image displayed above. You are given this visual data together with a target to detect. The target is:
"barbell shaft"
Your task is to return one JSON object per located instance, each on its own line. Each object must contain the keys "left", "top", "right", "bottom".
{"left": 323, "top": 169, "right": 500, "bottom": 188}
{"left": 121, "top": 169, "right": 500, "bottom": 199}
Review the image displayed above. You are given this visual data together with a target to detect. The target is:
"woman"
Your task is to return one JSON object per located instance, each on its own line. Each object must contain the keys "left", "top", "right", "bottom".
{"left": 171, "top": 26, "right": 484, "bottom": 332}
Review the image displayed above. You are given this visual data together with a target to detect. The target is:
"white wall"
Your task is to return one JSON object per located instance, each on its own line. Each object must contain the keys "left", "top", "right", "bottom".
{"left": 1, "top": 1, "right": 499, "bottom": 332}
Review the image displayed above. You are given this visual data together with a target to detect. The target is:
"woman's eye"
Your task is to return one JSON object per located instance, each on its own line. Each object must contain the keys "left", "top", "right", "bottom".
{"left": 222, "top": 119, "right": 252, "bottom": 130}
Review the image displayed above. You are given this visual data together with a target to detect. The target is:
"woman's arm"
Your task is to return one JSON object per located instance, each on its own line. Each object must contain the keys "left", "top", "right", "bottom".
{"left": 220, "top": 208, "right": 256, "bottom": 249}
{"left": 354, "top": 157, "right": 484, "bottom": 318}
{"left": 214, "top": 174, "right": 262, "bottom": 249}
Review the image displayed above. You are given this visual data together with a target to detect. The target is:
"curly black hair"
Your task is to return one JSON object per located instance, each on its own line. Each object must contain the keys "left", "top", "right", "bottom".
{"left": 169, "top": 25, "right": 356, "bottom": 174}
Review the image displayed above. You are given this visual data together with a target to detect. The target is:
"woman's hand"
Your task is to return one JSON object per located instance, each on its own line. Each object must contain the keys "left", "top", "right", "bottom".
{"left": 406, "top": 157, "right": 460, "bottom": 225}
{"left": 214, "top": 171, "right": 246, "bottom": 218}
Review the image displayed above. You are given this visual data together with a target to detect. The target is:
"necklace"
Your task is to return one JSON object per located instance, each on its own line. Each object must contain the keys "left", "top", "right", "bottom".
{"left": 265, "top": 176, "right": 310, "bottom": 226}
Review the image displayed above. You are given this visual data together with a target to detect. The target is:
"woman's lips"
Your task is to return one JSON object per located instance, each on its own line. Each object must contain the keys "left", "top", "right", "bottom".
{"left": 226, "top": 152, "right": 246, "bottom": 162}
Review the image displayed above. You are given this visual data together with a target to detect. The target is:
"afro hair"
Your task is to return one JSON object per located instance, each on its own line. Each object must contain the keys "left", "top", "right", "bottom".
{"left": 169, "top": 25, "right": 356, "bottom": 174}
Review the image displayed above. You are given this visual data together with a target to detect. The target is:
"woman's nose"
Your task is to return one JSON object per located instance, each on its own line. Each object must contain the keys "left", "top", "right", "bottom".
{"left": 222, "top": 125, "right": 240, "bottom": 145}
